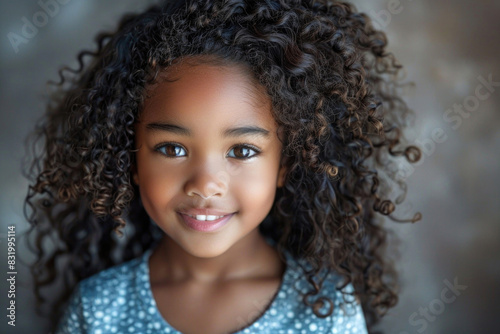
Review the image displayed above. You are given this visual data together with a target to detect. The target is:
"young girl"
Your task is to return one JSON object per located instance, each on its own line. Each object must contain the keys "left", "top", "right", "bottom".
{"left": 23, "top": 0, "right": 422, "bottom": 333}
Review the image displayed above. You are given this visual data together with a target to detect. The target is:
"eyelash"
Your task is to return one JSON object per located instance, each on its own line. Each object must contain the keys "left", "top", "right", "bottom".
{"left": 153, "top": 142, "right": 261, "bottom": 160}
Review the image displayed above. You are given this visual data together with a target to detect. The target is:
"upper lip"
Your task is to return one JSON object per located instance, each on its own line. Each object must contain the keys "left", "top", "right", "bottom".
{"left": 178, "top": 208, "right": 236, "bottom": 216}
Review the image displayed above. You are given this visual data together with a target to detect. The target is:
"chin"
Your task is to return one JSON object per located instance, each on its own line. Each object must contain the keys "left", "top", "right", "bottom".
{"left": 184, "top": 243, "right": 231, "bottom": 259}
{"left": 168, "top": 232, "right": 230, "bottom": 256}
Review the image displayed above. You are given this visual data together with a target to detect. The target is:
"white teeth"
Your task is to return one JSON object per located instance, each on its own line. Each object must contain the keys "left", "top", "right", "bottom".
{"left": 189, "top": 214, "right": 224, "bottom": 221}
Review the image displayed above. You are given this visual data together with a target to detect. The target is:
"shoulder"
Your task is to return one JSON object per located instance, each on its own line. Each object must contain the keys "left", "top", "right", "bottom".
{"left": 55, "top": 252, "right": 150, "bottom": 334}
{"left": 324, "top": 278, "right": 369, "bottom": 334}
{"left": 78, "top": 253, "right": 145, "bottom": 300}
{"left": 281, "top": 255, "right": 368, "bottom": 333}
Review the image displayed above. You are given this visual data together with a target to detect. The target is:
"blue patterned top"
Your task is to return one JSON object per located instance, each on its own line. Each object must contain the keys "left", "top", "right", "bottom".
{"left": 55, "top": 243, "right": 368, "bottom": 334}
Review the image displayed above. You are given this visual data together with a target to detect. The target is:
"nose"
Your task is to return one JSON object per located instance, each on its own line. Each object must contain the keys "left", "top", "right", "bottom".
{"left": 183, "top": 162, "right": 229, "bottom": 199}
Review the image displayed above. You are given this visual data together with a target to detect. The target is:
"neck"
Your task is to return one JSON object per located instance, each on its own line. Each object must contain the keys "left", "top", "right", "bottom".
{"left": 151, "top": 229, "right": 276, "bottom": 284}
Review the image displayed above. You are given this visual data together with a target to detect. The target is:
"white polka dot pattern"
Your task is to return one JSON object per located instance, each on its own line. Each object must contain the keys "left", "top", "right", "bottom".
{"left": 55, "top": 247, "right": 368, "bottom": 333}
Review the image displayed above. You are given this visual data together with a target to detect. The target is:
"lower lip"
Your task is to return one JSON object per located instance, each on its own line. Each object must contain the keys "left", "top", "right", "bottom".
{"left": 178, "top": 212, "right": 235, "bottom": 232}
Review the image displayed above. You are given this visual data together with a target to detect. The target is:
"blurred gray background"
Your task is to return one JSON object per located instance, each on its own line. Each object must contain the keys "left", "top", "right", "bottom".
{"left": 0, "top": 0, "right": 498, "bottom": 333}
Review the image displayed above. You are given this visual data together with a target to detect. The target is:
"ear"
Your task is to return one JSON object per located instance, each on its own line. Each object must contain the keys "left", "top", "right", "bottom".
{"left": 277, "top": 165, "right": 287, "bottom": 188}
{"left": 131, "top": 164, "right": 139, "bottom": 185}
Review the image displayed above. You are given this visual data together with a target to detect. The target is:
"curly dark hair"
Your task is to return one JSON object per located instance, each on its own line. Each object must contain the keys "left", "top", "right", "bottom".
{"left": 22, "top": 0, "right": 422, "bottom": 332}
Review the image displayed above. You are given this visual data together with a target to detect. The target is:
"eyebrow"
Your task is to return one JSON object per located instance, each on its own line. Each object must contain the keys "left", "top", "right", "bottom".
{"left": 145, "top": 122, "right": 270, "bottom": 138}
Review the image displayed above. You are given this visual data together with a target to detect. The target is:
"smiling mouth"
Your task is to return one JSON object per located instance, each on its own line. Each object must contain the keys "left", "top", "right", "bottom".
{"left": 185, "top": 214, "right": 228, "bottom": 221}
{"left": 178, "top": 212, "right": 236, "bottom": 232}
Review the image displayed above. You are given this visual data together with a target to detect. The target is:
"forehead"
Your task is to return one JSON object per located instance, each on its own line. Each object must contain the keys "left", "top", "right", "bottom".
{"left": 140, "top": 60, "right": 274, "bottom": 126}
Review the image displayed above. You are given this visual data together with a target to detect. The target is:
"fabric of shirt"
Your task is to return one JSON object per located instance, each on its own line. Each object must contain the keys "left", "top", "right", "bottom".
{"left": 55, "top": 241, "right": 368, "bottom": 334}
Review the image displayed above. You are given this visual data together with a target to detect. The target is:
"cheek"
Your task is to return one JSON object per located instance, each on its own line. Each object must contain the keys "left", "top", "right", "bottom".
{"left": 231, "top": 163, "right": 278, "bottom": 212}
{"left": 136, "top": 155, "right": 180, "bottom": 209}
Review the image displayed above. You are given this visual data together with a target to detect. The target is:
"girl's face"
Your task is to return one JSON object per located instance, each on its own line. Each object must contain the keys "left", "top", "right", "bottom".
{"left": 133, "top": 60, "right": 285, "bottom": 258}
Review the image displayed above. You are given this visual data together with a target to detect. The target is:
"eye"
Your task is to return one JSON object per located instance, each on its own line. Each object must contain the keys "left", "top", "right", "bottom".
{"left": 227, "top": 145, "right": 260, "bottom": 159}
{"left": 155, "top": 143, "right": 187, "bottom": 157}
